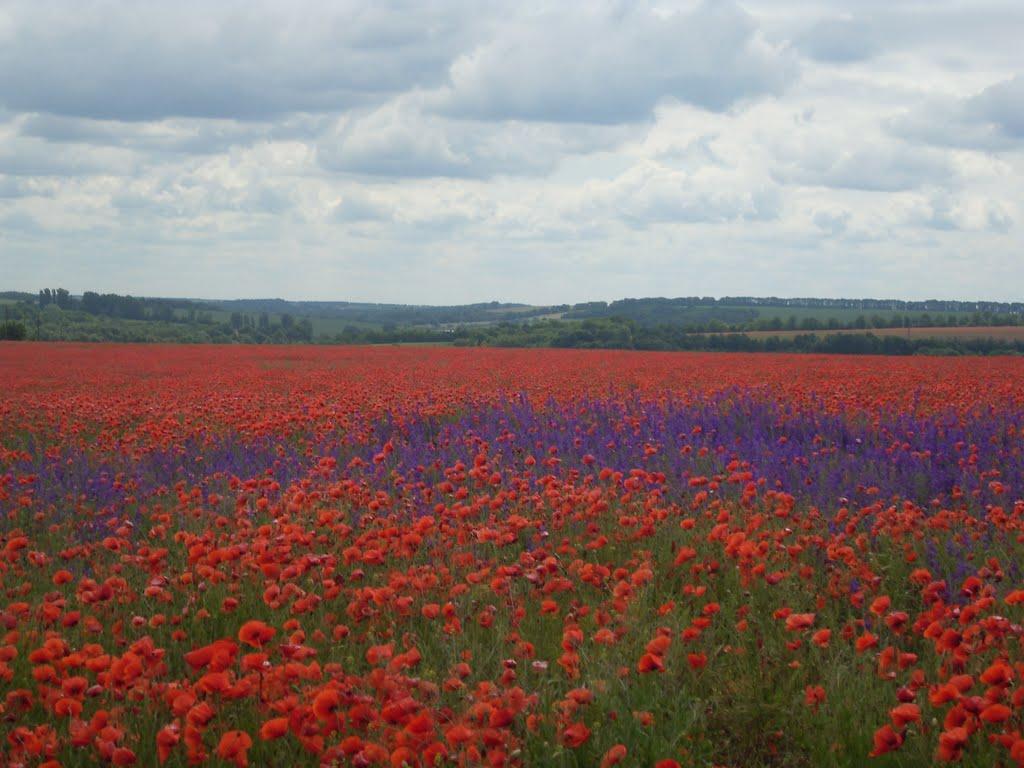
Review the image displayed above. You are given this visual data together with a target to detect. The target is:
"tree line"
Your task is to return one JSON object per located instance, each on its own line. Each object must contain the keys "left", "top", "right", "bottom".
{"left": 2, "top": 289, "right": 1023, "bottom": 356}
{"left": 563, "top": 298, "right": 1024, "bottom": 331}
{"left": 2, "top": 290, "right": 312, "bottom": 343}
{"left": 570, "top": 295, "right": 1024, "bottom": 314}
{"left": 327, "top": 317, "right": 1023, "bottom": 356}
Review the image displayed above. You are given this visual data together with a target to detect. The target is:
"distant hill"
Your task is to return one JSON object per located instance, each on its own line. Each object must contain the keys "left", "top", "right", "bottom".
{"left": 3, "top": 288, "right": 1022, "bottom": 348}
{"left": 563, "top": 296, "right": 1024, "bottom": 326}
{"left": 209, "top": 299, "right": 567, "bottom": 326}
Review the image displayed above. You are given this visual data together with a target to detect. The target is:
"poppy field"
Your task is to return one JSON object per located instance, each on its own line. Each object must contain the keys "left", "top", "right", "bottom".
{"left": 3, "top": 343, "right": 1024, "bottom": 767}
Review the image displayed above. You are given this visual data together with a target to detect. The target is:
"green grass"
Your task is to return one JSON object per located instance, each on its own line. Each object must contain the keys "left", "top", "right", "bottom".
{"left": 7, "top": 480, "right": 1013, "bottom": 767}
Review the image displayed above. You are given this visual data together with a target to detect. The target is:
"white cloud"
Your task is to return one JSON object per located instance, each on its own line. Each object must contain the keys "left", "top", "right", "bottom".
{"left": 578, "top": 161, "right": 782, "bottom": 229}
{"left": 794, "top": 17, "right": 879, "bottom": 63}
{"left": 0, "top": 133, "right": 137, "bottom": 177}
{"left": 774, "top": 143, "right": 957, "bottom": 192}
{"left": 0, "top": 0, "right": 1022, "bottom": 303}
{"left": 907, "top": 193, "right": 1015, "bottom": 233}
{"left": 318, "top": 95, "right": 630, "bottom": 178}
{"left": 319, "top": 97, "right": 475, "bottom": 178}
{"left": 0, "top": 0, "right": 471, "bottom": 121}
{"left": 812, "top": 208, "right": 851, "bottom": 235}
{"left": 890, "top": 76, "right": 1024, "bottom": 152}
{"left": 433, "top": 1, "right": 798, "bottom": 123}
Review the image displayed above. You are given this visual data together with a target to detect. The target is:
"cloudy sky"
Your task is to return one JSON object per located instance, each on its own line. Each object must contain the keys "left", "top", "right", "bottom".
{"left": 1, "top": 0, "right": 1022, "bottom": 304}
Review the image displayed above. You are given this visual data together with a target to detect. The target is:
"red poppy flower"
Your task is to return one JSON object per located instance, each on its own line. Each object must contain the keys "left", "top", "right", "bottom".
{"left": 216, "top": 730, "right": 253, "bottom": 768}
{"left": 238, "top": 621, "right": 276, "bottom": 649}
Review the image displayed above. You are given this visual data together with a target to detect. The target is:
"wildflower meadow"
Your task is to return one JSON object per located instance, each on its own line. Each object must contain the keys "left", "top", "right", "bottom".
{"left": 2, "top": 344, "right": 1024, "bottom": 767}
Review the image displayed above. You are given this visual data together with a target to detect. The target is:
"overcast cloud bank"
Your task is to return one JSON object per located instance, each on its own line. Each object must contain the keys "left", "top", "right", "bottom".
{"left": 1, "top": 0, "right": 1021, "bottom": 303}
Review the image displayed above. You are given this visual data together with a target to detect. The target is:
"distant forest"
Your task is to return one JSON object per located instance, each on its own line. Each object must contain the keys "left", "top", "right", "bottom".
{"left": 1, "top": 289, "right": 1023, "bottom": 355}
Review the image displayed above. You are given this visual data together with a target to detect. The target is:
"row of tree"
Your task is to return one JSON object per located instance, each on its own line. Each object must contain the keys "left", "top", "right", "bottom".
{"left": 4, "top": 289, "right": 1023, "bottom": 355}
{"left": 2, "top": 300, "right": 313, "bottom": 343}
{"left": 571, "top": 296, "right": 1024, "bottom": 314}
{"left": 563, "top": 299, "right": 1024, "bottom": 331}
{"left": 37, "top": 288, "right": 74, "bottom": 310}
{"left": 0, "top": 321, "right": 27, "bottom": 340}
{"left": 4, "top": 309, "right": 1022, "bottom": 356}
{"left": 745, "top": 312, "right": 1017, "bottom": 332}
{"left": 323, "top": 317, "right": 1023, "bottom": 356}
{"left": 24, "top": 289, "right": 1024, "bottom": 332}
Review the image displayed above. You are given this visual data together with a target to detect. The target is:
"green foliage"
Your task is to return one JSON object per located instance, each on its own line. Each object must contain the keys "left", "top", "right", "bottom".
{"left": 563, "top": 297, "right": 1024, "bottom": 332}
{"left": 214, "top": 298, "right": 569, "bottom": 325}
{"left": 7, "top": 305, "right": 312, "bottom": 344}
{"left": 6, "top": 288, "right": 1024, "bottom": 355}
{"left": 446, "top": 320, "right": 1024, "bottom": 357}
{"left": 0, "top": 320, "right": 27, "bottom": 340}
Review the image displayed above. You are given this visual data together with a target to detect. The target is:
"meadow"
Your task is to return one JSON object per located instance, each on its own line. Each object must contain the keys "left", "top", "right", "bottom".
{"left": 2, "top": 344, "right": 1024, "bottom": 767}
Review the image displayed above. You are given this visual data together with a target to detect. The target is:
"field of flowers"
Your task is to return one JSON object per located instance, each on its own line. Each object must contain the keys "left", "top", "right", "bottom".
{"left": 2, "top": 343, "right": 1024, "bottom": 767}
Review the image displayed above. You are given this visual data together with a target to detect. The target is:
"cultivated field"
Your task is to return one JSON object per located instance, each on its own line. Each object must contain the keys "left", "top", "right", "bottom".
{"left": 720, "top": 325, "right": 1024, "bottom": 341}
{"left": 2, "top": 345, "right": 1024, "bottom": 767}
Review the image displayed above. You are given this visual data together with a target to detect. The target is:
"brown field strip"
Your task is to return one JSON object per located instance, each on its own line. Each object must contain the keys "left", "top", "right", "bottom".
{"left": 709, "top": 326, "right": 1024, "bottom": 341}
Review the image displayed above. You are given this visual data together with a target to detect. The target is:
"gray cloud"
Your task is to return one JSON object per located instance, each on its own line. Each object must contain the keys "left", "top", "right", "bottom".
{"left": 0, "top": 0, "right": 470, "bottom": 121}
{"left": 0, "top": 209, "right": 43, "bottom": 235}
{"left": 0, "top": 175, "right": 55, "bottom": 199}
{"left": 18, "top": 113, "right": 328, "bottom": 156}
{"left": 0, "top": 135, "right": 137, "bottom": 176}
{"left": 318, "top": 99, "right": 476, "bottom": 178}
{"left": 908, "top": 194, "right": 1015, "bottom": 233}
{"left": 318, "top": 96, "right": 630, "bottom": 178}
{"left": 967, "top": 76, "right": 1024, "bottom": 139}
{"left": 794, "top": 17, "right": 878, "bottom": 63}
{"left": 812, "top": 208, "right": 852, "bottom": 235}
{"left": 890, "top": 76, "right": 1024, "bottom": 151}
{"left": 0, "top": 0, "right": 1022, "bottom": 303}
{"left": 773, "top": 144, "right": 957, "bottom": 192}
{"left": 333, "top": 192, "right": 392, "bottom": 223}
{"left": 433, "top": 1, "right": 798, "bottom": 124}
{"left": 764, "top": 3, "right": 1024, "bottom": 69}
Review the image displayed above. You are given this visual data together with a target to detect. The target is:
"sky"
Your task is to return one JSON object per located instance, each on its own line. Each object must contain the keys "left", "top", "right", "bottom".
{"left": 1, "top": 0, "right": 1022, "bottom": 305}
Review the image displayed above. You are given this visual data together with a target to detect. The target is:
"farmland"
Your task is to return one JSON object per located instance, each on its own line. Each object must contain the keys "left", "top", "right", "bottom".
{"left": 722, "top": 326, "right": 1024, "bottom": 342}
{"left": 2, "top": 344, "right": 1024, "bottom": 767}
{"left": 6, "top": 292, "right": 1023, "bottom": 348}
